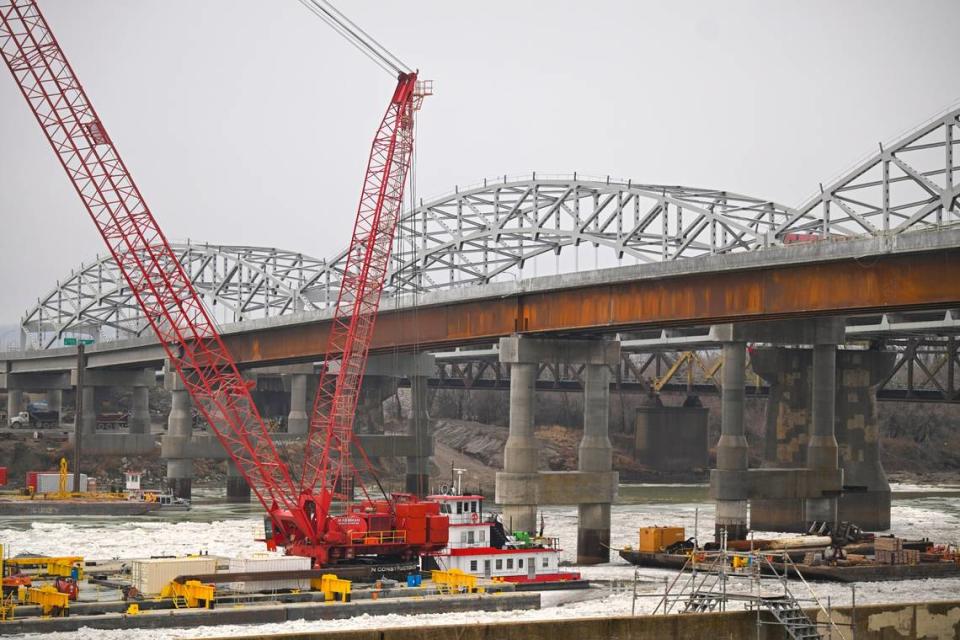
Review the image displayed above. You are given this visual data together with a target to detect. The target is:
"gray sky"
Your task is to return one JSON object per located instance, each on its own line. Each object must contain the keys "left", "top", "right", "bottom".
{"left": 1, "top": 0, "right": 958, "bottom": 329}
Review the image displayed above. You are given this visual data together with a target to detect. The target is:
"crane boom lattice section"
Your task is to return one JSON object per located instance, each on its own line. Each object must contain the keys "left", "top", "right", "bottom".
{"left": 300, "top": 74, "right": 420, "bottom": 497}
{"left": 0, "top": 0, "right": 301, "bottom": 521}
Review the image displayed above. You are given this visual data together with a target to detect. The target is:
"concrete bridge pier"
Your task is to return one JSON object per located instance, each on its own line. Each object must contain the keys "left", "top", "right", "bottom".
{"left": 751, "top": 345, "right": 892, "bottom": 531}
{"left": 165, "top": 369, "right": 194, "bottom": 500}
{"left": 499, "top": 359, "right": 539, "bottom": 535}
{"left": 6, "top": 389, "right": 23, "bottom": 422}
{"left": 495, "top": 336, "right": 620, "bottom": 564}
{"left": 79, "top": 386, "right": 97, "bottom": 435}
{"left": 805, "top": 344, "right": 840, "bottom": 527}
{"left": 46, "top": 389, "right": 63, "bottom": 427}
{"left": 836, "top": 350, "right": 895, "bottom": 530}
{"left": 406, "top": 374, "right": 431, "bottom": 496}
{"left": 714, "top": 341, "right": 749, "bottom": 541}
{"left": 286, "top": 368, "right": 311, "bottom": 436}
{"left": 362, "top": 353, "right": 435, "bottom": 496}
{"left": 128, "top": 385, "right": 150, "bottom": 435}
{"left": 578, "top": 362, "right": 614, "bottom": 565}
{"left": 226, "top": 458, "right": 251, "bottom": 502}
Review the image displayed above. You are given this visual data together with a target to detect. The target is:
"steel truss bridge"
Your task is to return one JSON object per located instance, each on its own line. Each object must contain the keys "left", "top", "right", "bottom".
{"left": 12, "top": 107, "right": 960, "bottom": 385}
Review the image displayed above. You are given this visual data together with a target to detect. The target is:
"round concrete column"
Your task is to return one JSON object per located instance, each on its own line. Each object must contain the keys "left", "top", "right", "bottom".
{"left": 165, "top": 387, "right": 193, "bottom": 500}
{"left": 226, "top": 459, "right": 251, "bottom": 502}
{"left": 578, "top": 364, "right": 612, "bottom": 564}
{"left": 6, "top": 389, "right": 23, "bottom": 423}
{"left": 46, "top": 389, "right": 63, "bottom": 427}
{"left": 578, "top": 503, "right": 611, "bottom": 564}
{"left": 502, "top": 362, "right": 538, "bottom": 534}
{"left": 579, "top": 364, "right": 612, "bottom": 472}
{"left": 79, "top": 386, "right": 97, "bottom": 435}
{"left": 806, "top": 344, "right": 839, "bottom": 525}
{"left": 836, "top": 350, "right": 895, "bottom": 530}
{"left": 128, "top": 386, "right": 150, "bottom": 435}
{"left": 715, "top": 341, "right": 749, "bottom": 541}
{"left": 287, "top": 373, "right": 309, "bottom": 435}
{"left": 405, "top": 375, "right": 431, "bottom": 496}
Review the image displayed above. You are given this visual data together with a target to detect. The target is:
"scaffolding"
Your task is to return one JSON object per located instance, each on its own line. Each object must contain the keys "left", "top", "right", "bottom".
{"left": 654, "top": 535, "right": 851, "bottom": 640}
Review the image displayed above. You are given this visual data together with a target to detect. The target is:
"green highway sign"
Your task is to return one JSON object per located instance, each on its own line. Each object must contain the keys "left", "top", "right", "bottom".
{"left": 64, "top": 337, "right": 95, "bottom": 346}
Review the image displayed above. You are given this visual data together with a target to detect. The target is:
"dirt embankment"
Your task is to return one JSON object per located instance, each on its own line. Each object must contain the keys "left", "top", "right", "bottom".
{"left": 0, "top": 436, "right": 225, "bottom": 490}
{"left": 426, "top": 419, "right": 702, "bottom": 491}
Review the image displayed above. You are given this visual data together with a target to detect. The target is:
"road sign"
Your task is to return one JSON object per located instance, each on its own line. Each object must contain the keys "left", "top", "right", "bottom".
{"left": 63, "top": 338, "right": 95, "bottom": 346}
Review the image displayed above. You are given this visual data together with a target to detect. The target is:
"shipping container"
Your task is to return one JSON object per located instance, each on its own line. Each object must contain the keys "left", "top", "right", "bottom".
{"left": 131, "top": 556, "right": 219, "bottom": 595}
{"left": 638, "top": 527, "right": 685, "bottom": 553}
{"left": 27, "top": 472, "right": 88, "bottom": 493}
{"left": 228, "top": 553, "right": 311, "bottom": 593}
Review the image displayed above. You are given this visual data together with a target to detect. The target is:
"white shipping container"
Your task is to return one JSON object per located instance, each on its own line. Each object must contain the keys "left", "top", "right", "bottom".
{"left": 228, "top": 553, "right": 311, "bottom": 593}
{"left": 131, "top": 556, "right": 219, "bottom": 595}
{"left": 37, "top": 473, "right": 87, "bottom": 493}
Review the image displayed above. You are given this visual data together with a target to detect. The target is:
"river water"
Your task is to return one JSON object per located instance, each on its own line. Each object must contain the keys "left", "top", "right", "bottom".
{"left": 1, "top": 483, "right": 958, "bottom": 639}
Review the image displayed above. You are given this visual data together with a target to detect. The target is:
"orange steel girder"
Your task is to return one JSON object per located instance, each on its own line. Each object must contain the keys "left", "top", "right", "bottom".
{"left": 224, "top": 247, "right": 960, "bottom": 366}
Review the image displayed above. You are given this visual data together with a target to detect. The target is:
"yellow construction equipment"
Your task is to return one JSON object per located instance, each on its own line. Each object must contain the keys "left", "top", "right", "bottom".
{"left": 18, "top": 586, "right": 69, "bottom": 616}
{"left": 57, "top": 457, "right": 68, "bottom": 498}
{"left": 430, "top": 568, "right": 478, "bottom": 594}
{"left": 309, "top": 574, "right": 352, "bottom": 602}
{"left": 125, "top": 603, "right": 140, "bottom": 615}
{"left": 0, "top": 592, "right": 15, "bottom": 621}
{"left": 161, "top": 580, "right": 215, "bottom": 609}
{"left": 4, "top": 555, "right": 84, "bottom": 579}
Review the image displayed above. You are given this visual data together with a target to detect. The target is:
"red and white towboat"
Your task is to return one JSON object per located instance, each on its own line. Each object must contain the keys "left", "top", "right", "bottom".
{"left": 427, "top": 471, "right": 580, "bottom": 584}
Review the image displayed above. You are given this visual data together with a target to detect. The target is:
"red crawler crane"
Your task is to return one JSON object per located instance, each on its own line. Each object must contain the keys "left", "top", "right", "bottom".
{"left": 0, "top": 0, "right": 446, "bottom": 566}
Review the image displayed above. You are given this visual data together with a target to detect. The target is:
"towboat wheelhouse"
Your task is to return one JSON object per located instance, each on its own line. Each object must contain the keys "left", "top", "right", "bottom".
{"left": 427, "top": 476, "right": 579, "bottom": 583}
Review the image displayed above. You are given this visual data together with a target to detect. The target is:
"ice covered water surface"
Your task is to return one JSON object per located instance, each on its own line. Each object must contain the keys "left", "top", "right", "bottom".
{"left": 2, "top": 487, "right": 959, "bottom": 639}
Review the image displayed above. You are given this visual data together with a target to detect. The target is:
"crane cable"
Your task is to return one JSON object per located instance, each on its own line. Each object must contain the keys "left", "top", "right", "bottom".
{"left": 296, "top": 0, "right": 411, "bottom": 77}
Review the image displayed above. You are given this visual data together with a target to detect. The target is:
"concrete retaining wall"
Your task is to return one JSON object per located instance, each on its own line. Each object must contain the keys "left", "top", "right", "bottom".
{"left": 199, "top": 599, "right": 960, "bottom": 640}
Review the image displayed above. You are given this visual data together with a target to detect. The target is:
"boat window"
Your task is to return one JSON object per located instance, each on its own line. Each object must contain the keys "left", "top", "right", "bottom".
{"left": 518, "top": 559, "right": 523, "bottom": 568}
{"left": 467, "top": 531, "right": 475, "bottom": 544}
{"left": 456, "top": 501, "right": 462, "bottom": 514}
{"left": 542, "top": 557, "right": 549, "bottom": 568}
{"left": 460, "top": 531, "right": 468, "bottom": 542}
{"left": 470, "top": 560, "right": 477, "bottom": 571}
{"left": 480, "top": 530, "right": 486, "bottom": 542}
{"left": 440, "top": 503, "right": 451, "bottom": 514}
{"left": 471, "top": 501, "right": 478, "bottom": 512}
{"left": 507, "top": 558, "right": 513, "bottom": 569}
{"left": 495, "top": 559, "right": 502, "bottom": 570}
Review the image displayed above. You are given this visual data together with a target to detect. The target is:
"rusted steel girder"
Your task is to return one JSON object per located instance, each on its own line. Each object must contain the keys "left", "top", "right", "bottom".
{"left": 223, "top": 248, "right": 960, "bottom": 367}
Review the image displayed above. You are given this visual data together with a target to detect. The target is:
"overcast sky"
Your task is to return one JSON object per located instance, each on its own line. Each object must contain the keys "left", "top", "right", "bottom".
{"left": 1, "top": 0, "right": 958, "bottom": 331}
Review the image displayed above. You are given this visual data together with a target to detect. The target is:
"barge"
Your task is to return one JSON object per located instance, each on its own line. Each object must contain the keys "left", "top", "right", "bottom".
{"left": 619, "top": 528, "right": 960, "bottom": 583}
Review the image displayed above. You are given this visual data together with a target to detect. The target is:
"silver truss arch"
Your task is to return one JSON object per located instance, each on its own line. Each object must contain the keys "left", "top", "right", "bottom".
{"left": 22, "top": 243, "right": 331, "bottom": 349}
{"left": 776, "top": 105, "right": 960, "bottom": 237}
{"left": 322, "top": 174, "right": 807, "bottom": 298}
{"left": 21, "top": 106, "right": 959, "bottom": 350}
